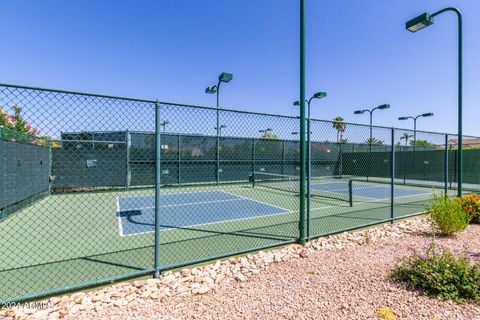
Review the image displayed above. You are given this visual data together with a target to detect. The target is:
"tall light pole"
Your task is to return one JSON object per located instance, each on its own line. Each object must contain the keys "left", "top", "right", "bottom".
{"left": 159, "top": 120, "right": 169, "bottom": 132}
{"left": 206, "top": 72, "right": 233, "bottom": 185}
{"left": 354, "top": 104, "right": 390, "bottom": 181}
{"left": 405, "top": 8, "right": 463, "bottom": 197}
{"left": 354, "top": 104, "right": 390, "bottom": 145}
{"left": 398, "top": 112, "right": 434, "bottom": 144}
{"left": 214, "top": 124, "right": 227, "bottom": 137}
{"left": 294, "top": 91, "right": 327, "bottom": 240}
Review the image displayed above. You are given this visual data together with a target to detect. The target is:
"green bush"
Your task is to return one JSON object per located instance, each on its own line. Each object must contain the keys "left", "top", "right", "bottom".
{"left": 426, "top": 193, "right": 470, "bottom": 236}
{"left": 391, "top": 243, "right": 480, "bottom": 302}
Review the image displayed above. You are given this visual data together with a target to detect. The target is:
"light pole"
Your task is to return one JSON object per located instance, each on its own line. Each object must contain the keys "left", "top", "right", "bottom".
{"left": 354, "top": 104, "right": 390, "bottom": 181}
{"left": 354, "top": 104, "right": 390, "bottom": 145}
{"left": 294, "top": 91, "right": 327, "bottom": 240}
{"left": 405, "top": 8, "right": 463, "bottom": 196}
{"left": 398, "top": 113, "right": 434, "bottom": 144}
{"left": 215, "top": 124, "right": 227, "bottom": 137}
{"left": 206, "top": 72, "right": 233, "bottom": 185}
{"left": 159, "top": 120, "right": 169, "bottom": 132}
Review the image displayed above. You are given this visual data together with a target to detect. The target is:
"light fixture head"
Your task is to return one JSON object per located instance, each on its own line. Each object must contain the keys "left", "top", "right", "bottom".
{"left": 293, "top": 101, "right": 300, "bottom": 106}
{"left": 313, "top": 92, "right": 327, "bottom": 99}
{"left": 406, "top": 12, "right": 434, "bottom": 33}
{"left": 422, "top": 112, "right": 434, "bottom": 117}
{"left": 378, "top": 104, "right": 390, "bottom": 110}
{"left": 398, "top": 117, "right": 408, "bottom": 120}
{"left": 354, "top": 110, "right": 365, "bottom": 115}
{"left": 205, "top": 85, "right": 218, "bottom": 94}
{"left": 218, "top": 72, "right": 233, "bottom": 83}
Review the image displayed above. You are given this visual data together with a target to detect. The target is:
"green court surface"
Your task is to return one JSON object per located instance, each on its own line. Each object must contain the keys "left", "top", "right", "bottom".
{"left": 0, "top": 180, "right": 435, "bottom": 302}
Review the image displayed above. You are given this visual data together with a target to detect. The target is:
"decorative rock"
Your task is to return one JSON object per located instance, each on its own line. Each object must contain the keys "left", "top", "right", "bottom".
{"left": 197, "top": 286, "right": 210, "bottom": 294}
{"left": 234, "top": 273, "right": 246, "bottom": 282}
{"left": 299, "top": 249, "right": 309, "bottom": 258}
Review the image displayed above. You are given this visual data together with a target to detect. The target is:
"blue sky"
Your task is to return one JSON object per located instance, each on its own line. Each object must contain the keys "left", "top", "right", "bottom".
{"left": 0, "top": 0, "right": 478, "bottom": 136}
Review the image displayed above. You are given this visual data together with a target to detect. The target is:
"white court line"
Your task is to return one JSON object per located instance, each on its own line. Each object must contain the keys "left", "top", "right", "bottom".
{"left": 356, "top": 191, "right": 432, "bottom": 202}
{"left": 120, "top": 198, "right": 245, "bottom": 211}
{"left": 221, "top": 191, "right": 289, "bottom": 211}
{"left": 118, "top": 188, "right": 251, "bottom": 200}
{"left": 116, "top": 197, "right": 125, "bottom": 237}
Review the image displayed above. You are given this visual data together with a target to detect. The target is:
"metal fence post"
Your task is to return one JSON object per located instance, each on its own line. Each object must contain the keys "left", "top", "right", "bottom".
{"left": 48, "top": 138, "right": 53, "bottom": 196}
{"left": 390, "top": 128, "right": 395, "bottom": 224}
{"left": 444, "top": 134, "right": 449, "bottom": 195}
{"left": 252, "top": 138, "right": 256, "bottom": 175}
{"left": 298, "top": 0, "right": 307, "bottom": 245}
{"left": 282, "top": 140, "right": 286, "bottom": 175}
{"left": 154, "top": 101, "right": 162, "bottom": 278}
{"left": 178, "top": 134, "right": 181, "bottom": 186}
{"left": 125, "top": 130, "right": 130, "bottom": 191}
{"left": 216, "top": 111, "right": 220, "bottom": 185}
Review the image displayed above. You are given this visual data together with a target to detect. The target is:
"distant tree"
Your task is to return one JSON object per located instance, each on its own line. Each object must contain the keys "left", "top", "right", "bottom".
{"left": 365, "top": 137, "right": 384, "bottom": 145}
{"left": 400, "top": 133, "right": 414, "bottom": 146}
{"left": 410, "top": 139, "right": 434, "bottom": 147}
{"left": 260, "top": 131, "right": 279, "bottom": 140}
{"left": 332, "top": 117, "right": 346, "bottom": 142}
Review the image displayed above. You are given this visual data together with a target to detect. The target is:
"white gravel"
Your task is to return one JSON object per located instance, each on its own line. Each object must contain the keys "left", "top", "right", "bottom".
{"left": 73, "top": 222, "right": 480, "bottom": 320}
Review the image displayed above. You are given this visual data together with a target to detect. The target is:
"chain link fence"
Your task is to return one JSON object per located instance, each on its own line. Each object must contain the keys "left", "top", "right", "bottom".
{"left": 1, "top": 82, "right": 479, "bottom": 303}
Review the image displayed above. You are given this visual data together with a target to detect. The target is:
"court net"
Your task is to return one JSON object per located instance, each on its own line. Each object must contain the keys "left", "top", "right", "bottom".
{"left": 252, "top": 172, "right": 353, "bottom": 206}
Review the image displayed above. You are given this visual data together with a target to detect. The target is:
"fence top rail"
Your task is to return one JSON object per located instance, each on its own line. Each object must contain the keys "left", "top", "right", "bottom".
{"left": 0, "top": 82, "right": 477, "bottom": 139}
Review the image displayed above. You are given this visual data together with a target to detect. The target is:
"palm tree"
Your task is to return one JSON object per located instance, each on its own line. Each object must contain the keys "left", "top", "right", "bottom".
{"left": 364, "top": 137, "right": 384, "bottom": 145}
{"left": 332, "top": 117, "right": 346, "bottom": 143}
{"left": 400, "top": 133, "right": 414, "bottom": 146}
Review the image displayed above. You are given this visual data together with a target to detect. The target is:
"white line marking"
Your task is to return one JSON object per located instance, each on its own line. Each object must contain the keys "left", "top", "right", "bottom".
{"left": 121, "top": 198, "right": 245, "bottom": 211}
{"left": 221, "top": 191, "right": 289, "bottom": 211}
{"left": 116, "top": 197, "right": 125, "bottom": 236}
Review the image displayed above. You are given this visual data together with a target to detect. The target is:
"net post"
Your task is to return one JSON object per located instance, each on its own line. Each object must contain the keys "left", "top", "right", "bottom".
{"left": 348, "top": 180, "right": 353, "bottom": 207}
{"left": 125, "top": 130, "right": 130, "bottom": 191}
{"left": 444, "top": 134, "right": 448, "bottom": 195}
{"left": 154, "top": 101, "right": 162, "bottom": 278}
{"left": 390, "top": 128, "right": 395, "bottom": 224}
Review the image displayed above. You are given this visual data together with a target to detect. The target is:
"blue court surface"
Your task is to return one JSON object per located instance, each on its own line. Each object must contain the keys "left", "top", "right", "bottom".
{"left": 117, "top": 191, "right": 288, "bottom": 236}
{"left": 308, "top": 180, "right": 429, "bottom": 200}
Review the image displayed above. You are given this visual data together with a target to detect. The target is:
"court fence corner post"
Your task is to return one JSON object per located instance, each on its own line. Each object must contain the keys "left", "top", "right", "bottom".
{"left": 154, "top": 100, "right": 162, "bottom": 278}
{"left": 298, "top": 0, "right": 307, "bottom": 246}
{"left": 390, "top": 128, "right": 395, "bottom": 224}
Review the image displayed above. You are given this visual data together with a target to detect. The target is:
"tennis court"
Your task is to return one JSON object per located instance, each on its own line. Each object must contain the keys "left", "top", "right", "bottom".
{"left": 1, "top": 83, "right": 477, "bottom": 304}
{"left": 116, "top": 176, "right": 433, "bottom": 238}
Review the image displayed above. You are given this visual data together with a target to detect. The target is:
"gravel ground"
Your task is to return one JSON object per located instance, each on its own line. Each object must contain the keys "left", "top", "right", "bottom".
{"left": 74, "top": 223, "right": 480, "bottom": 320}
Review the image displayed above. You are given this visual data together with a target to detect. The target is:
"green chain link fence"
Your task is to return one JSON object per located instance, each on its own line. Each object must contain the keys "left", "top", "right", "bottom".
{"left": 1, "top": 82, "right": 479, "bottom": 303}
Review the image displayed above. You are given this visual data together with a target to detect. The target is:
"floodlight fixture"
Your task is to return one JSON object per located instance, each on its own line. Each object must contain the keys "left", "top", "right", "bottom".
{"left": 406, "top": 13, "right": 434, "bottom": 33}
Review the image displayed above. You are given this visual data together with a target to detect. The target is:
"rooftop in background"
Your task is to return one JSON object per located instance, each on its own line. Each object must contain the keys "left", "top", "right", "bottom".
{"left": 448, "top": 138, "right": 480, "bottom": 148}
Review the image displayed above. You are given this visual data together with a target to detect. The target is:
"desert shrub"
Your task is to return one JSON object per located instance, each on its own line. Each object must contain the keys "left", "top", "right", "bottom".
{"left": 455, "top": 194, "right": 480, "bottom": 224}
{"left": 391, "top": 243, "right": 480, "bottom": 302}
{"left": 426, "top": 193, "right": 470, "bottom": 236}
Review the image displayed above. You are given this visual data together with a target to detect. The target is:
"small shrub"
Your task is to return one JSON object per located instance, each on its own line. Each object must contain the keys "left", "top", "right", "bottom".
{"left": 455, "top": 194, "right": 480, "bottom": 224}
{"left": 391, "top": 243, "right": 480, "bottom": 302}
{"left": 426, "top": 193, "right": 470, "bottom": 236}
